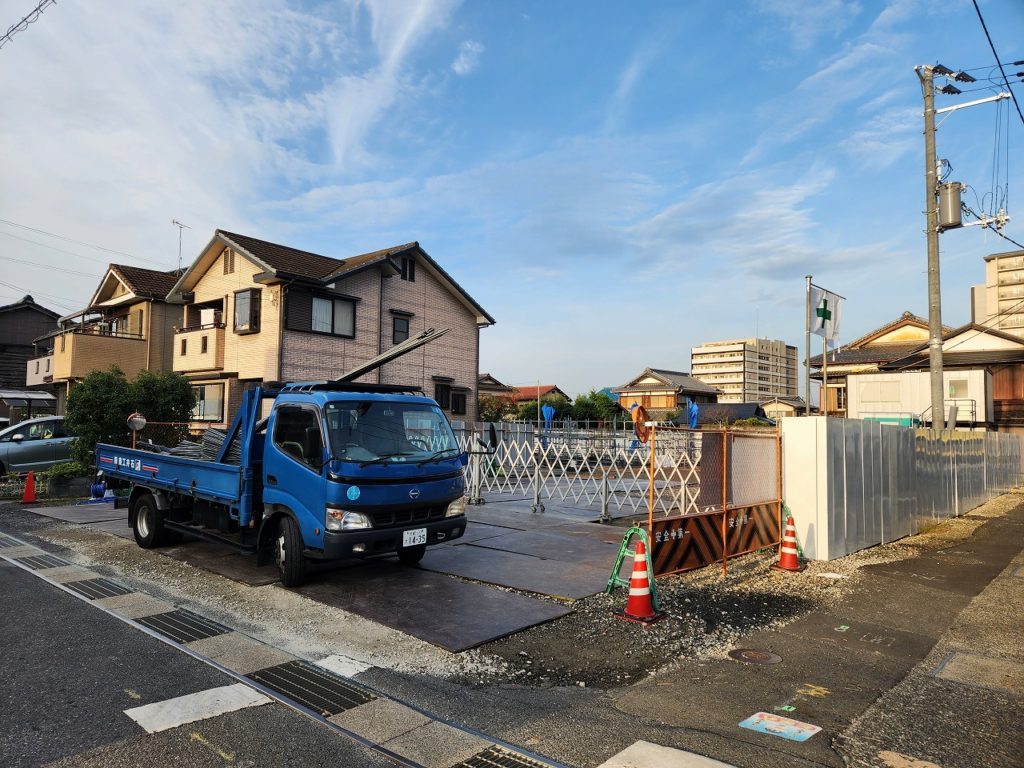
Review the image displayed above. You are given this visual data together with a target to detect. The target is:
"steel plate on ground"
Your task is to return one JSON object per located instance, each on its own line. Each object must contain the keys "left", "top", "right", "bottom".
{"left": 83, "top": 518, "right": 133, "bottom": 540}
{"left": 62, "top": 577, "right": 134, "bottom": 600}
{"left": 466, "top": 529, "right": 618, "bottom": 564}
{"left": 454, "top": 745, "right": 558, "bottom": 767}
{"left": 161, "top": 541, "right": 279, "bottom": 587}
{"left": 442, "top": 521, "right": 519, "bottom": 545}
{"left": 419, "top": 545, "right": 608, "bottom": 600}
{"left": 14, "top": 553, "right": 68, "bottom": 570}
{"left": 28, "top": 504, "right": 125, "bottom": 524}
{"left": 295, "top": 563, "right": 570, "bottom": 652}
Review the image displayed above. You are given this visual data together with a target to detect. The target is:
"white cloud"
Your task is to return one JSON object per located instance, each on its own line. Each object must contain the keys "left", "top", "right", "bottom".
{"left": 755, "top": 0, "right": 863, "bottom": 50}
{"left": 451, "top": 40, "right": 484, "bottom": 76}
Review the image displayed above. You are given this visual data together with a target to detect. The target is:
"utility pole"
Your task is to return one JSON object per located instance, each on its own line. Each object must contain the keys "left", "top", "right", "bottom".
{"left": 917, "top": 64, "right": 945, "bottom": 431}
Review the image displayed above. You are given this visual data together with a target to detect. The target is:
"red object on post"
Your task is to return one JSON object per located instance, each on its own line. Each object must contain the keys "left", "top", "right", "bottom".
{"left": 21, "top": 471, "right": 37, "bottom": 504}
{"left": 615, "top": 540, "right": 665, "bottom": 625}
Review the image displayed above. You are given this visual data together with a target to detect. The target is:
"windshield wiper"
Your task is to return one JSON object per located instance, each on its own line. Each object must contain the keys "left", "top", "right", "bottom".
{"left": 358, "top": 452, "right": 413, "bottom": 467}
{"left": 415, "top": 448, "right": 460, "bottom": 466}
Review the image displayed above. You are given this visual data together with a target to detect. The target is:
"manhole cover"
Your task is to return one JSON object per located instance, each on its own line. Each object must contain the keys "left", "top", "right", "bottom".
{"left": 728, "top": 648, "right": 783, "bottom": 665}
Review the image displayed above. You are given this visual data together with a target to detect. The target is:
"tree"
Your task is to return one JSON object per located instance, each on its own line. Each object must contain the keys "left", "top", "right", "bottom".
{"left": 478, "top": 394, "right": 516, "bottom": 423}
{"left": 570, "top": 390, "right": 624, "bottom": 425}
{"left": 66, "top": 367, "right": 196, "bottom": 464}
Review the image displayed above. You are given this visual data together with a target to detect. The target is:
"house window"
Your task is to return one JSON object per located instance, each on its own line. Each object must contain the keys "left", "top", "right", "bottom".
{"left": 393, "top": 316, "right": 409, "bottom": 344}
{"left": 34, "top": 361, "right": 39, "bottom": 374}
{"left": 191, "top": 383, "right": 224, "bottom": 422}
{"left": 312, "top": 296, "right": 355, "bottom": 337}
{"left": 201, "top": 335, "right": 208, "bottom": 354}
{"left": 223, "top": 248, "right": 235, "bottom": 275}
{"left": 451, "top": 390, "right": 467, "bottom": 415}
{"left": 180, "top": 338, "right": 187, "bottom": 356}
{"left": 434, "top": 382, "right": 452, "bottom": 410}
{"left": 400, "top": 256, "right": 416, "bottom": 282}
{"left": 234, "top": 289, "right": 261, "bottom": 334}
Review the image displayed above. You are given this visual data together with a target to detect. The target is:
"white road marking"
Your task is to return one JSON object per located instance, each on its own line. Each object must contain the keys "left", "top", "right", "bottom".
{"left": 597, "top": 740, "right": 737, "bottom": 767}
{"left": 123, "top": 683, "right": 270, "bottom": 734}
{"left": 315, "top": 653, "right": 372, "bottom": 678}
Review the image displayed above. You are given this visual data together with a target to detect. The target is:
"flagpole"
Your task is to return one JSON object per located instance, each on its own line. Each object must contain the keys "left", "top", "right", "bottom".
{"left": 821, "top": 335, "right": 828, "bottom": 417}
{"left": 805, "top": 275, "right": 812, "bottom": 416}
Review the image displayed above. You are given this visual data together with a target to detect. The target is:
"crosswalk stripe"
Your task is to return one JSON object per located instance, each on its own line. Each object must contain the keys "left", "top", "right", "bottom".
{"left": 123, "top": 683, "right": 270, "bottom": 734}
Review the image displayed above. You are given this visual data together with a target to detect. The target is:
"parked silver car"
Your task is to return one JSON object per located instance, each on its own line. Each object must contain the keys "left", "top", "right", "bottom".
{"left": 0, "top": 416, "right": 75, "bottom": 475}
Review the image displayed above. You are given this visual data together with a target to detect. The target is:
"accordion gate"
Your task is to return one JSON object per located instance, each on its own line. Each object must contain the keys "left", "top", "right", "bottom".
{"left": 464, "top": 423, "right": 783, "bottom": 576}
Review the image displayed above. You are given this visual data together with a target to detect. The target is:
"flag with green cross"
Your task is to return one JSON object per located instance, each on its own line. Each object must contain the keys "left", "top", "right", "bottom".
{"left": 810, "top": 284, "right": 843, "bottom": 343}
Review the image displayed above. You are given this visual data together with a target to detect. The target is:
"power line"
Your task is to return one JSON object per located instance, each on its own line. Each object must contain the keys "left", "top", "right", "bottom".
{"left": 971, "top": 0, "right": 1024, "bottom": 129}
{"left": 0, "top": 0, "right": 55, "bottom": 50}
{"left": 0, "top": 279, "right": 80, "bottom": 311}
{"left": 0, "top": 217, "right": 171, "bottom": 268}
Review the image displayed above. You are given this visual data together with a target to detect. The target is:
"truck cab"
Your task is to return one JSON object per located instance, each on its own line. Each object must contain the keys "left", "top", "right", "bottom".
{"left": 262, "top": 383, "right": 468, "bottom": 584}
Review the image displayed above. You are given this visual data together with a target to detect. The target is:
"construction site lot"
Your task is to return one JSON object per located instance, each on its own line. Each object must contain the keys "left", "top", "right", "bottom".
{"left": 3, "top": 490, "right": 1015, "bottom": 693}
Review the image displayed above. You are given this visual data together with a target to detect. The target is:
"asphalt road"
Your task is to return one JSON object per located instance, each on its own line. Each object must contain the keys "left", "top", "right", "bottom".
{"left": 0, "top": 561, "right": 393, "bottom": 768}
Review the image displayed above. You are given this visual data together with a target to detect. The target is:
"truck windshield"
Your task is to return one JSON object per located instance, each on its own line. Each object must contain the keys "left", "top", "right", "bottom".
{"left": 324, "top": 401, "right": 461, "bottom": 464}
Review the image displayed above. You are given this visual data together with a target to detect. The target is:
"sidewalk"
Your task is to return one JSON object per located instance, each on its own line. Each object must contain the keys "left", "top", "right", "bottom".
{"left": 607, "top": 497, "right": 1024, "bottom": 768}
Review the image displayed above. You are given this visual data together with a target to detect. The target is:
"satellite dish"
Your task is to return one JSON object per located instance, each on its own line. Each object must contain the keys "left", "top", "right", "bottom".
{"left": 127, "top": 412, "right": 147, "bottom": 431}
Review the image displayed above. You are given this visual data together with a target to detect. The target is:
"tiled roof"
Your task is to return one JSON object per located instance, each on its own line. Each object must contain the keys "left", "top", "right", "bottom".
{"left": 110, "top": 264, "right": 183, "bottom": 300}
{"left": 511, "top": 385, "right": 569, "bottom": 401}
{"left": 808, "top": 343, "right": 922, "bottom": 368}
{"left": 615, "top": 368, "right": 721, "bottom": 395}
{"left": 0, "top": 295, "right": 60, "bottom": 318}
{"left": 881, "top": 349, "right": 1024, "bottom": 369}
{"left": 218, "top": 231, "right": 341, "bottom": 280}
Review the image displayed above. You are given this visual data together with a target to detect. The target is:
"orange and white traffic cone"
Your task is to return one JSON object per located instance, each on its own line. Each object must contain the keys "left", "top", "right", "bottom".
{"left": 21, "top": 471, "right": 37, "bottom": 504}
{"left": 615, "top": 541, "right": 665, "bottom": 625}
{"left": 771, "top": 516, "right": 805, "bottom": 572}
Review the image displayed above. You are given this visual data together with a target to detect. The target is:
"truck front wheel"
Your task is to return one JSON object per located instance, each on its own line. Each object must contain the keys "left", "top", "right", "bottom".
{"left": 132, "top": 494, "right": 167, "bottom": 548}
{"left": 275, "top": 516, "right": 306, "bottom": 587}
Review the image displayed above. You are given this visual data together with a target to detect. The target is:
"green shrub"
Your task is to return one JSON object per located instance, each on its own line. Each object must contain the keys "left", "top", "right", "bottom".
{"left": 46, "top": 462, "right": 90, "bottom": 480}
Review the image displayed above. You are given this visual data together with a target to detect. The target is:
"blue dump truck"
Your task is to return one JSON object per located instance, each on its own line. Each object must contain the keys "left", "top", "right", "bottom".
{"left": 95, "top": 330, "right": 469, "bottom": 586}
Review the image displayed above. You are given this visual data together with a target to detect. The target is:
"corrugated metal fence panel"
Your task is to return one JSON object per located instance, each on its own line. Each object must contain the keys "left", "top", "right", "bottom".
{"left": 827, "top": 418, "right": 847, "bottom": 559}
{"left": 813, "top": 418, "right": 1023, "bottom": 559}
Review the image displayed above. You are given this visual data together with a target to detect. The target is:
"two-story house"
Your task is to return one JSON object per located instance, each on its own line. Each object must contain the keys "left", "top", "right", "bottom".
{"left": 1, "top": 295, "right": 60, "bottom": 422}
{"left": 167, "top": 231, "right": 494, "bottom": 429}
{"left": 28, "top": 264, "right": 182, "bottom": 412}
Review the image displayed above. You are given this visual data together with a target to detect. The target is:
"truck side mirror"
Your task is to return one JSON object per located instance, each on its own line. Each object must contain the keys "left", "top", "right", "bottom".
{"left": 458, "top": 452, "right": 469, "bottom": 467}
{"left": 488, "top": 424, "right": 498, "bottom": 449}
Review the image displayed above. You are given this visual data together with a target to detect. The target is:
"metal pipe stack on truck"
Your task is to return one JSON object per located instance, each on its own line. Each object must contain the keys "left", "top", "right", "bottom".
{"left": 95, "top": 329, "right": 469, "bottom": 586}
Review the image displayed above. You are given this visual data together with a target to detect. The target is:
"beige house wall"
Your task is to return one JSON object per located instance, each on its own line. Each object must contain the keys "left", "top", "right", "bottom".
{"left": 52, "top": 333, "right": 148, "bottom": 380}
{"left": 146, "top": 301, "right": 178, "bottom": 372}
{"left": 188, "top": 249, "right": 282, "bottom": 381}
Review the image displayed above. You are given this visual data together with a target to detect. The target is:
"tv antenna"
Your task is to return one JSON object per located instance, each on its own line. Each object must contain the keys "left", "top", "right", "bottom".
{"left": 171, "top": 219, "right": 191, "bottom": 271}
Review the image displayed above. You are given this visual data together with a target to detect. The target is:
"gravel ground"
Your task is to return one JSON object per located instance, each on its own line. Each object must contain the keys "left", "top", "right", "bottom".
{"left": 454, "top": 493, "right": 1021, "bottom": 691}
{"left": 4, "top": 491, "right": 1018, "bottom": 696}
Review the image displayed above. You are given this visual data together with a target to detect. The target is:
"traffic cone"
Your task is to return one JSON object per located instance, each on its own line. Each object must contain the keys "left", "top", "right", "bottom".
{"left": 771, "top": 516, "right": 805, "bottom": 572}
{"left": 615, "top": 541, "right": 665, "bottom": 625}
{"left": 21, "top": 471, "right": 37, "bottom": 504}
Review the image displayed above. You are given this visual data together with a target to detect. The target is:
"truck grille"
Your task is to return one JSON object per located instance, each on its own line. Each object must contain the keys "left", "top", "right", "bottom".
{"left": 369, "top": 505, "right": 445, "bottom": 529}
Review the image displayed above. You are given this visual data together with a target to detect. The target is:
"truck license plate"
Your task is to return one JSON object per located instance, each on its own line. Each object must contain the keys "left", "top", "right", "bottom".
{"left": 403, "top": 528, "right": 427, "bottom": 547}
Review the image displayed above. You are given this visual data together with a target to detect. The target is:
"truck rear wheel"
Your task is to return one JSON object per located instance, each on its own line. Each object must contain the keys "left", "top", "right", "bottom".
{"left": 275, "top": 516, "right": 306, "bottom": 587}
{"left": 132, "top": 494, "right": 167, "bottom": 548}
{"left": 397, "top": 544, "right": 426, "bottom": 565}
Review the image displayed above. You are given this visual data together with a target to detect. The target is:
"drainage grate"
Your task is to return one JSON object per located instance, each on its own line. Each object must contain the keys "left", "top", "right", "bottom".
{"left": 454, "top": 745, "right": 557, "bottom": 768}
{"left": 728, "top": 648, "right": 783, "bottom": 665}
{"left": 247, "top": 660, "right": 375, "bottom": 716}
{"left": 0, "top": 534, "right": 20, "bottom": 547}
{"left": 62, "top": 578, "right": 134, "bottom": 600}
{"left": 14, "top": 554, "right": 68, "bottom": 570}
{"left": 136, "top": 609, "right": 232, "bottom": 644}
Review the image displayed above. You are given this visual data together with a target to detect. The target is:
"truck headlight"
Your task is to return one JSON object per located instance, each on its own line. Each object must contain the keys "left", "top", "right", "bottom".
{"left": 445, "top": 496, "right": 467, "bottom": 518}
{"left": 326, "top": 508, "right": 373, "bottom": 531}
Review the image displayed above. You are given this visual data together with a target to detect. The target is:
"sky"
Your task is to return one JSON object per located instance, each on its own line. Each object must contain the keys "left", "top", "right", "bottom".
{"left": 2, "top": 0, "right": 1023, "bottom": 400}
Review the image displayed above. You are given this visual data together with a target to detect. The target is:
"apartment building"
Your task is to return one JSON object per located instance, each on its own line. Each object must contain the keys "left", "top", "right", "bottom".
{"left": 28, "top": 265, "right": 181, "bottom": 412}
{"left": 167, "top": 230, "right": 494, "bottom": 429}
{"left": 690, "top": 338, "right": 797, "bottom": 404}
{"left": 972, "top": 248, "right": 1024, "bottom": 336}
